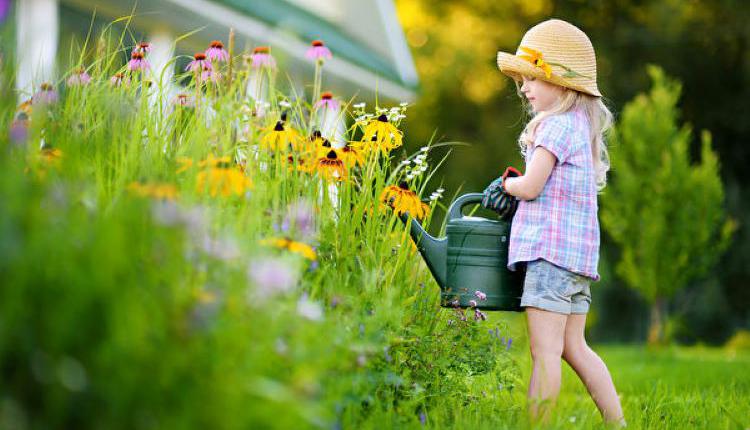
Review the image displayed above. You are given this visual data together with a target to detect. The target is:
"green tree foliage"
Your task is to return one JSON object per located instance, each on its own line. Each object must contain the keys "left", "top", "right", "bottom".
{"left": 600, "top": 65, "right": 736, "bottom": 345}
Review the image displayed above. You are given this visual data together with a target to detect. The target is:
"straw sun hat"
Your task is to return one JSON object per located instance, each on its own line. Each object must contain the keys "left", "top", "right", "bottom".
{"left": 496, "top": 19, "right": 601, "bottom": 97}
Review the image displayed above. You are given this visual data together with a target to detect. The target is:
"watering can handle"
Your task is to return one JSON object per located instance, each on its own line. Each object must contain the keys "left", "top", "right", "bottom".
{"left": 447, "top": 193, "right": 485, "bottom": 221}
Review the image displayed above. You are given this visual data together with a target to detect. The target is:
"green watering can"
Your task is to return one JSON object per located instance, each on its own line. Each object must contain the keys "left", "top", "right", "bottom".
{"left": 401, "top": 193, "right": 525, "bottom": 311}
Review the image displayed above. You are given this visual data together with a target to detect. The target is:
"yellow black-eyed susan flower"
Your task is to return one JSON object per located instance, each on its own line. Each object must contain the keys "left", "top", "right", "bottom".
{"left": 380, "top": 181, "right": 430, "bottom": 219}
{"left": 196, "top": 155, "right": 253, "bottom": 197}
{"left": 261, "top": 237, "right": 317, "bottom": 260}
{"left": 260, "top": 119, "right": 303, "bottom": 151}
{"left": 315, "top": 149, "right": 347, "bottom": 182}
{"left": 339, "top": 142, "right": 365, "bottom": 168}
{"left": 362, "top": 114, "right": 402, "bottom": 154}
{"left": 127, "top": 181, "right": 179, "bottom": 200}
{"left": 40, "top": 145, "right": 63, "bottom": 165}
{"left": 176, "top": 157, "right": 194, "bottom": 173}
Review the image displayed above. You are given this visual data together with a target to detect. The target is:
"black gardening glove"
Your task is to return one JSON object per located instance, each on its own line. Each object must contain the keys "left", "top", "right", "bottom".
{"left": 482, "top": 166, "right": 521, "bottom": 221}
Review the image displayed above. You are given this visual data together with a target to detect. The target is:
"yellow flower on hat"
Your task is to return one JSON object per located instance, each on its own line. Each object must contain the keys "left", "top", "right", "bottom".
{"left": 518, "top": 47, "right": 552, "bottom": 79}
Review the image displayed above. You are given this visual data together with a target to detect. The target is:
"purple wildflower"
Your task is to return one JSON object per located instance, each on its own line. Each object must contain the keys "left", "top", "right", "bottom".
{"left": 297, "top": 294, "right": 324, "bottom": 321}
{"left": 128, "top": 51, "right": 150, "bottom": 72}
{"left": 474, "top": 290, "right": 487, "bottom": 301}
{"left": 250, "top": 46, "right": 276, "bottom": 69}
{"left": 33, "top": 83, "right": 58, "bottom": 105}
{"left": 67, "top": 68, "right": 91, "bottom": 86}
{"left": 419, "top": 411, "right": 427, "bottom": 426}
{"left": 248, "top": 257, "right": 299, "bottom": 299}
{"left": 474, "top": 308, "right": 487, "bottom": 321}
{"left": 283, "top": 199, "right": 315, "bottom": 238}
{"left": 0, "top": 0, "right": 9, "bottom": 22}
{"left": 306, "top": 40, "right": 332, "bottom": 62}
{"left": 110, "top": 72, "right": 130, "bottom": 87}
{"left": 506, "top": 337, "right": 513, "bottom": 350}
{"left": 9, "top": 120, "right": 28, "bottom": 144}
{"left": 314, "top": 91, "right": 340, "bottom": 111}
{"left": 205, "top": 40, "right": 229, "bottom": 63}
{"left": 469, "top": 299, "right": 478, "bottom": 308}
{"left": 383, "top": 346, "right": 392, "bottom": 363}
{"left": 186, "top": 52, "right": 211, "bottom": 73}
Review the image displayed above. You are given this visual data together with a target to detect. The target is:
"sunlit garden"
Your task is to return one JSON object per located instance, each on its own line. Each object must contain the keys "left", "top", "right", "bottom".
{"left": 1, "top": 2, "right": 749, "bottom": 429}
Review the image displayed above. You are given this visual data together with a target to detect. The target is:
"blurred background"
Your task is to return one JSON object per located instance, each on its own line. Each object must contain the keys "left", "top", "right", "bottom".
{"left": 2, "top": 0, "right": 748, "bottom": 345}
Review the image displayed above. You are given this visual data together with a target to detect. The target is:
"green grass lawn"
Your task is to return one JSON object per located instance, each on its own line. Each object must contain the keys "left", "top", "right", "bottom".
{"left": 454, "top": 312, "right": 750, "bottom": 429}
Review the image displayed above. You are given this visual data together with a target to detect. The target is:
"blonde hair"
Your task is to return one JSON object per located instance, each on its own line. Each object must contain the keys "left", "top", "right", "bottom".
{"left": 514, "top": 81, "right": 613, "bottom": 192}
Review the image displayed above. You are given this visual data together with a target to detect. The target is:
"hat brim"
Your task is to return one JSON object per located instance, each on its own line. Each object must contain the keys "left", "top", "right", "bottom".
{"left": 496, "top": 51, "right": 601, "bottom": 97}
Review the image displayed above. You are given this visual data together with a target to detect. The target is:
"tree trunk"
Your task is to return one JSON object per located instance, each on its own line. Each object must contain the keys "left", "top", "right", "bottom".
{"left": 647, "top": 297, "right": 667, "bottom": 346}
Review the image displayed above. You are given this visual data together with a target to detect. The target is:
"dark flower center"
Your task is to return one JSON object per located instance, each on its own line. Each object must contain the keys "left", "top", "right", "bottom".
{"left": 280, "top": 112, "right": 287, "bottom": 121}
{"left": 131, "top": 52, "right": 144, "bottom": 60}
{"left": 274, "top": 121, "right": 285, "bottom": 132}
{"left": 398, "top": 181, "right": 409, "bottom": 190}
{"left": 326, "top": 150, "right": 338, "bottom": 160}
{"left": 312, "top": 40, "right": 324, "bottom": 47}
{"left": 194, "top": 53, "right": 206, "bottom": 60}
{"left": 210, "top": 40, "right": 224, "bottom": 48}
{"left": 310, "top": 130, "right": 322, "bottom": 140}
{"left": 254, "top": 46, "right": 270, "bottom": 54}
{"left": 322, "top": 139, "right": 331, "bottom": 148}
{"left": 377, "top": 114, "right": 388, "bottom": 122}
{"left": 321, "top": 92, "right": 333, "bottom": 100}
{"left": 139, "top": 42, "right": 150, "bottom": 49}
{"left": 40, "top": 83, "right": 53, "bottom": 91}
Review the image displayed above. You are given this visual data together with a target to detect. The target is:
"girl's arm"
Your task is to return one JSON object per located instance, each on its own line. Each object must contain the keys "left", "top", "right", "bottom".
{"left": 503, "top": 147, "right": 556, "bottom": 201}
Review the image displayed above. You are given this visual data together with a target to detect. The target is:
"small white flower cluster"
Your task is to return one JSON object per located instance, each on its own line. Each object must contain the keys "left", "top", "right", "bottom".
{"left": 429, "top": 187, "right": 445, "bottom": 202}
{"left": 352, "top": 102, "right": 407, "bottom": 124}
{"left": 279, "top": 100, "right": 292, "bottom": 108}
{"left": 403, "top": 146, "right": 430, "bottom": 181}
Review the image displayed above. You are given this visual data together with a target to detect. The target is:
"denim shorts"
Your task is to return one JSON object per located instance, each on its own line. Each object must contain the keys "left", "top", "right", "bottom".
{"left": 520, "top": 259, "right": 592, "bottom": 314}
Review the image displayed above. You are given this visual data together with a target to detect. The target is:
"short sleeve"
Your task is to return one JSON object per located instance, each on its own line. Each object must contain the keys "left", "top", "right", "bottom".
{"left": 532, "top": 114, "right": 574, "bottom": 165}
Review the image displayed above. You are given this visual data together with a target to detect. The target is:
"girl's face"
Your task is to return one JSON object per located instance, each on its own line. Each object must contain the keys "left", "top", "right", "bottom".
{"left": 520, "top": 75, "right": 564, "bottom": 113}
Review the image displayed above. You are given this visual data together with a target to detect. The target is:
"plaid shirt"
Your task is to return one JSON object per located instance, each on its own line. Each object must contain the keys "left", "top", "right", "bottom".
{"left": 507, "top": 108, "right": 601, "bottom": 281}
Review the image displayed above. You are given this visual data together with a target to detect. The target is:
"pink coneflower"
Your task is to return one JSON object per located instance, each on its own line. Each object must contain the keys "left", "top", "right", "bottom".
{"left": 133, "top": 42, "right": 151, "bottom": 54}
{"left": 67, "top": 68, "right": 91, "bottom": 86}
{"left": 200, "top": 63, "right": 221, "bottom": 83}
{"left": 314, "top": 91, "right": 339, "bottom": 111}
{"left": 186, "top": 52, "right": 211, "bottom": 73}
{"left": 205, "top": 40, "right": 229, "bottom": 63}
{"left": 172, "top": 93, "right": 195, "bottom": 108}
{"left": 250, "top": 46, "right": 276, "bottom": 69}
{"left": 128, "top": 51, "right": 150, "bottom": 72}
{"left": 110, "top": 72, "right": 130, "bottom": 87}
{"left": 306, "top": 40, "right": 332, "bottom": 62}
{"left": 33, "top": 82, "right": 58, "bottom": 105}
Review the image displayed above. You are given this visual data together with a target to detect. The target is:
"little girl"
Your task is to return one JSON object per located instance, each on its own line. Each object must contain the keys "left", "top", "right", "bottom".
{"left": 493, "top": 19, "right": 626, "bottom": 427}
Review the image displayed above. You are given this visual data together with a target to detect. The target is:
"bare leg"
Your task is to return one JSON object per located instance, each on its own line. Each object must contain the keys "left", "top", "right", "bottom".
{"left": 562, "top": 313, "right": 626, "bottom": 427}
{"left": 525, "top": 307, "right": 568, "bottom": 425}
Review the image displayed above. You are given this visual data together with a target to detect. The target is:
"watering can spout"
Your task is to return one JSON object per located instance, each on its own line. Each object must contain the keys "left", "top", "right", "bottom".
{"left": 399, "top": 214, "right": 447, "bottom": 290}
